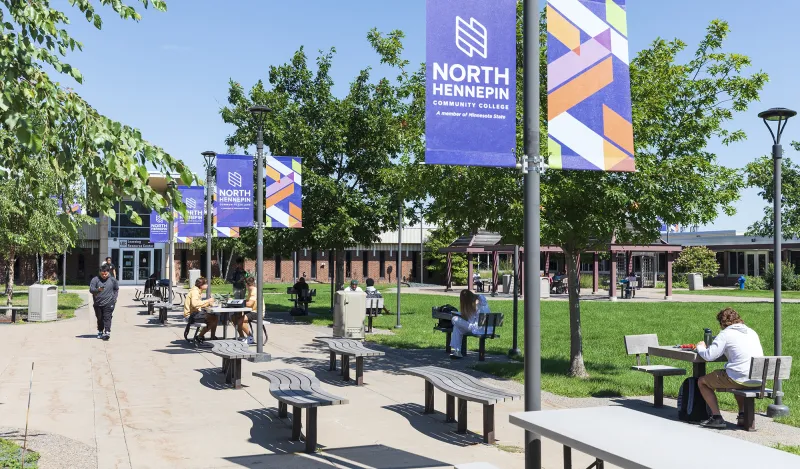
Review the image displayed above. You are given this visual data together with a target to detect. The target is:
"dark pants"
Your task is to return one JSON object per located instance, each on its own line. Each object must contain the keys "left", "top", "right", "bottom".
{"left": 94, "top": 303, "right": 115, "bottom": 332}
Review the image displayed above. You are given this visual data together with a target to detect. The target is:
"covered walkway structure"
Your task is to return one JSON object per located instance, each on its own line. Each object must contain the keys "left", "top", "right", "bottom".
{"left": 439, "top": 232, "right": 683, "bottom": 300}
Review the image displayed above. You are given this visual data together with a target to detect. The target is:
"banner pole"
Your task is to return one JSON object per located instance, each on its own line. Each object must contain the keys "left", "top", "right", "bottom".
{"left": 523, "top": 0, "right": 542, "bottom": 468}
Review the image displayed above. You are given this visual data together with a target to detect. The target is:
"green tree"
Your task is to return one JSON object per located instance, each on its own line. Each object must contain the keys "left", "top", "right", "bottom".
{"left": 424, "top": 227, "right": 467, "bottom": 286}
{"left": 220, "top": 31, "right": 423, "bottom": 267}
{"left": 0, "top": 0, "right": 195, "bottom": 227}
{"left": 417, "top": 18, "right": 765, "bottom": 378}
{"left": 673, "top": 246, "right": 720, "bottom": 279}
{"left": 745, "top": 153, "right": 800, "bottom": 238}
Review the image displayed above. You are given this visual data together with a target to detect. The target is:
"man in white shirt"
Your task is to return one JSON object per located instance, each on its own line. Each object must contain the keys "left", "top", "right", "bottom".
{"left": 344, "top": 279, "right": 363, "bottom": 292}
{"left": 696, "top": 307, "right": 764, "bottom": 428}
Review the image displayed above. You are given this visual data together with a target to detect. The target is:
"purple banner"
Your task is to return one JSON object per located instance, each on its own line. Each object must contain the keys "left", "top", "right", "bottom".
{"left": 149, "top": 210, "right": 169, "bottom": 243}
{"left": 176, "top": 186, "right": 205, "bottom": 237}
{"left": 425, "top": 0, "right": 517, "bottom": 167}
{"left": 216, "top": 154, "right": 254, "bottom": 227}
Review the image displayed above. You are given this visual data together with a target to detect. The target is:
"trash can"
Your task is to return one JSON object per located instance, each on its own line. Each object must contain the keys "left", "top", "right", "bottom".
{"left": 333, "top": 290, "right": 366, "bottom": 339}
{"left": 540, "top": 277, "right": 551, "bottom": 299}
{"left": 688, "top": 273, "right": 703, "bottom": 291}
{"left": 28, "top": 284, "right": 58, "bottom": 322}
{"left": 502, "top": 274, "right": 511, "bottom": 294}
{"left": 188, "top": 269, "right": 201, "bottom": 288}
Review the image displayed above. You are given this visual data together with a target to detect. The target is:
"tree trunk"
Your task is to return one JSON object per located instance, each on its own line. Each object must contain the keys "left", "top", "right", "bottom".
{"left": 225, "top": 250, "right": 235, "bottom": 281}
{"left": 335, "top": 250, "right": 345, "bottom": 291}
{"left": 564, "top": 248, "right": 589, "bottom": 378}
{"left": 5, "top": 248, "right": 15, "bottom": 305}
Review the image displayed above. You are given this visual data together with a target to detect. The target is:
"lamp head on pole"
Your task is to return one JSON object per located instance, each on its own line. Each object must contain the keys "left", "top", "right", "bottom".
{"left": 248, "top": 105, "right": 271, "bottom": 128}
{"left": 759, "top": 107, "right": 797, "bottom": 144}
{"left": 201, "top": 150, "right": 217, "bottom": 167}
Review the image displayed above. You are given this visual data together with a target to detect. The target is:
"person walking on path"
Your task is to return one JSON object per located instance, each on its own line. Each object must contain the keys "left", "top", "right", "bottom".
{"left": 90, "top": 265, "right": 119, "bottom": 340}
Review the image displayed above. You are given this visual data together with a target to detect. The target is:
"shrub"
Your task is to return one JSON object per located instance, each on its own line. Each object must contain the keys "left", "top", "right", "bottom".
{"left": 211, "top": 276, "right": 226, "bottom": 286}
{"left": 579, "top": 273, "right": 609, "bottom": 289}
{"left": 674, "top": 246, "right": 719, "bottom": 279}
{"left": 39, "top": 278, "right": 58, "bottom": 285}
{"left": 742, "top": 276, "right": 767, "bottom": 290}
{"left": 673, "top": 274, "right": 688, "bottom": 289}
{"left": 764, "top": 262, "right": 800, "bottom": 291}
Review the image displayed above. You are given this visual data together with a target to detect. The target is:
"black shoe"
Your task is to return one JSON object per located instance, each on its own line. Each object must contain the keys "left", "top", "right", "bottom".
{"left": 449, "top": 351, "right": 463, "bottom": 360}
{"left": 102, "top": 332, "right": 110, "bottom": 341}
{"left": 700, "top": 415, "right": 725, "bottom": 429}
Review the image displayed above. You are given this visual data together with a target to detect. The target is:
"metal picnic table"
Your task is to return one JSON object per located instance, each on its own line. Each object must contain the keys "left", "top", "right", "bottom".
{"left": 510, "top": 406, "right": 800, "bottom": 469}
{"left": 648, "top": 345, "right": 726, "bottom": 377}
{"left": 206, "top": 306, "right": 252, "bottom": 340}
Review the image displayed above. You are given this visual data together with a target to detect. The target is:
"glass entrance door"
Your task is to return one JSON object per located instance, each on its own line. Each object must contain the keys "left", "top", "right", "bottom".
{"left": 121, "top": 251, "right": 136, "bottom": 281}
{"left": 745, "top": 252, "right": 768, "bottom": 277}
{"left": 138, "top": 250, "right": 152, "bottom": 282}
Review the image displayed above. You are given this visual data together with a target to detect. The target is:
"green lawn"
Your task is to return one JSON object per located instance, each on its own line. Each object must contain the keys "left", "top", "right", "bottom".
{"left": 679, "top": 289, "right": 800, "bottom": 299}
{"left": 11, "top": 284, "right": 91, "bottom": 291}
{"left": 775, "top": 444, "right": 800, "bottom": 455}
{"left": 10, "top": 292, "right": 84, "bottom": 320}
{"left": 351, "top": 294, "right": 800, "bottom": 428}
{"left": 0, "top": 438, "right": 39, "bottom": 468}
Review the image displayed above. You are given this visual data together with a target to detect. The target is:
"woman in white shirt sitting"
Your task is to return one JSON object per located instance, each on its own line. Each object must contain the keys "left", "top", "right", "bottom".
{"left": 450, "top": 289, "right": 491, "bottom": 359}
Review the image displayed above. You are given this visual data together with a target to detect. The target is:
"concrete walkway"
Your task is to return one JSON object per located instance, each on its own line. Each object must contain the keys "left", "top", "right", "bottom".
{"left": 0, "top": 287, "right": 798, "bottom": 469}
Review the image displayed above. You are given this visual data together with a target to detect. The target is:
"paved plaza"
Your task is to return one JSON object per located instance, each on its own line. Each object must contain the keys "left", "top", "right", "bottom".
{"left": 0, "top": 287, "right": 798, "bottom": 469}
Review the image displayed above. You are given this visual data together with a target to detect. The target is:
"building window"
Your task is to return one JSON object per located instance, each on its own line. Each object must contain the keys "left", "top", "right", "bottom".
{"left": 362, "top": 251, "right": 369, "bottom": 277}
{"left": 716, "top": 252, "right": 725, "bottom": 274}
{"left": 311, "top": 252, "right": 317, "bottom": 279}
{"left": 345, "top": 251, "right": 352, "bottom": 278}
{"left": 108, "top": 201, "right": 151, "bottom": 239}
{"left": 379, "top": 251, "right": 386, "bottom": 278}
{"left": 729, "top": 252, "right": 745, "bottom": 275}
{"left": 275, "top": 255, "right": 282, "bottom": 279}
{"left": 180, "top": 250, "right": 187, "bottom": 281}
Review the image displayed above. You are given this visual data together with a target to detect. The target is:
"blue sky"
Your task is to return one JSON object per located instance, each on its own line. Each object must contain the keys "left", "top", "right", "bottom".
{"left": 58, "top": 0, "right": 798, "bottom": 231}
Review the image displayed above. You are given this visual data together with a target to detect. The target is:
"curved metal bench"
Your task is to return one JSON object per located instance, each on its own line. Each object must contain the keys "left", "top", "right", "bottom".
{"left": 210, "top": 340, "right": 271, "bottom": 389}
{"left": 313, "top": 337, "right": 385, "bottom": 386}
{"left": 253, "top": 369, "right": 348, "bottom": 453}
{"left": 403, "top": 366, "right": 520, "bottom": 444}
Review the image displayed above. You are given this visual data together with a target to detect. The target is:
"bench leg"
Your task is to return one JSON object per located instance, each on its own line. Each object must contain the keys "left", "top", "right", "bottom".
{"left": 445, "top": 331, "right": 452, "bottom": 354}
{"left": 305, "top": 407, "right": 318, "bottom": 453}
{"left": 278, "top": 402, "right": 288, "bottom": 419}
{"left": 291, "top": 406, "right": 302, "bottom": 441}
{"left": 221, "top": 358, "right": 229, "bottom": 375}
{"left": 424, "top": 381, "right": 435, "bottom": 414}
{"left": 653, "top": 375, "right": 664, "bottom": 408}
{"left": 563, "top": 445, "right": 572, "bottom": 469}
{"left": 355, "top": 357, "right": 364, "bottom": 386}
{"left": 743, "top": 397, "right": 756, "bottom": 431}
{"left": 367, "top": 315, "right": 373, "bottom": 333}
{"left": 482, "top": 404, "right": 495, "bottom": 444}
{"left": 329, "top": 351, "right": 336, "bottom": 371}
{"left": 232, "top": 359, "right": 242, "bottom": 389}
{"left": 479, "top": 337, "right": 486, "bottom": 362}
{"left": 342, "top": 355, "right": 350, "bottom": 382}
{"left": 461, "top": 336, "right": 468, "bottom": 357}
{"left": 457, "top": 398, "right": 468, "bottom": 434}
{"left": 446, "top": 394, "right": 455, "bottom": 422}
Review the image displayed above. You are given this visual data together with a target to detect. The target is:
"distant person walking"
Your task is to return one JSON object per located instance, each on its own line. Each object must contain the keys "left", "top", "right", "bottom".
{"left": 90, "top": 265, "right": 119, "bottom": 340}
{"left": 100, "top": 256, "right": 117, "bottom": 279}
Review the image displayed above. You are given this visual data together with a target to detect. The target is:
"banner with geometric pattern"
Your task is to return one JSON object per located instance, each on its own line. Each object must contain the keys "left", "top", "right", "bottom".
{"left": 265, "top": 156, "right": 302, "bottom": 228}
{"left": 547, "top": 0, "right": 635, "bottom": 172}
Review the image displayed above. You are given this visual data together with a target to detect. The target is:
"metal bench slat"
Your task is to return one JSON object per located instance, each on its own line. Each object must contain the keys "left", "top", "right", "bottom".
{"left": 404, "top": 366, "right": 520, "bottom": 404}
{"left": 435, "top": 368, "right": 520, "bottom": 402}
{"left": 253, "top": 369, "right": 348, "bottom": 408}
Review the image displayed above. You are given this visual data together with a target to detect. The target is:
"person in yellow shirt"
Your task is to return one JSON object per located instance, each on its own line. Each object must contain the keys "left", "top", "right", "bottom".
{"left": 183, "top": 277, "right": 217, "bottom": 341}
{"left": 232, "top": 276, "right": 259, "bottom": 345}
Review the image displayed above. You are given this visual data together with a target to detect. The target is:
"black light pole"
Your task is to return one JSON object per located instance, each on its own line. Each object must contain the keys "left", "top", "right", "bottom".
{"left": 167, "top": 181, "right": 177, "bottom": 306}
{"left": 509, "top": 245, "right": 520, "bottom": 357}
{"left": 249, "top": 105, "right": 270, "bottom": 353}
{"left": 519, "top": 0, "right": 542, "bottom": 467}
{"left": 202, "top": 151, "right": 216, "bottom": 299}
{"left": 395, "top": 202, "right": 403, "bottom": 329}
{"left": 759, "top": 107, "right": 796, "bottom": 418}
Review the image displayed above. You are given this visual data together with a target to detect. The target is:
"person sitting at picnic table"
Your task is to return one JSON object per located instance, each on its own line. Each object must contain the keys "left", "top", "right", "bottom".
{"left": 696, "top": 307, "right": 764, "bottom": 429}
{"left": 364, "top": 278, "right": 381, "bottom": 297}
{"left": 231, "top": 259, "right": 247, "bottom": 299}
{"left": 344, "top": 279, "right": 363, "bottom": 292}
{"left": 292, "top": 277, "right": 309, "bottom": 293}
{"left": 183, "top": 277, "right": 218, "bottom": 340}
{"left": 450, "top": 289, "right": 491, "bottom": 359}
{"left": 231, "top": 276, "right": 258, "bottom": 345}
{"left": 472, "top": 272, "right": 484, "bottom": 291}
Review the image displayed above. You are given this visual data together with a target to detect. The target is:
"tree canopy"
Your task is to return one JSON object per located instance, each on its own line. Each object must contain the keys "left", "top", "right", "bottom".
{"left": 220, "top": 30, "right": 424, "bottom": 256}
{"left": 0, "top": 0, "right": 194, "bottom": 227}
{"left": 745, "top": 151, "right": 800, "bottom": 238}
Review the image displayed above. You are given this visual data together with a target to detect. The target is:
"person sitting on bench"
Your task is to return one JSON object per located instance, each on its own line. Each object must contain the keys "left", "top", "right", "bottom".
{"left": 450, "top": 289, "right": 490, "bottom": 360}
{"left": 293, "top": 277, "right": 309, "bottom": 294}
{"left": 183, "top": 277, "right": 218, "bottom": 340}
{"left": 696, "top": 307, "right": 764, "bottom": 429}
{"left": 232, "top": 277, "right": 258, "bottom": 345}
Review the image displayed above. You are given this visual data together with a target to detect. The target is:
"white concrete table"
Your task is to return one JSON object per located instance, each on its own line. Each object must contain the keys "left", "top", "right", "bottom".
{"left": 206, "top": 306, "right": 252, "bottom": 339}
{"left": 509, "top": 406, "right": 800, "bottom": 469}
{"left": 649, "top": 345, "right": 725, "bottom": 377}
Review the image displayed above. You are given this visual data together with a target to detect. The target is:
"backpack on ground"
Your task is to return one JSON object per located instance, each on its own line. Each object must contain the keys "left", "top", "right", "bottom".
{"left": 677, "top": 377, "right": 710, "bottom": 422}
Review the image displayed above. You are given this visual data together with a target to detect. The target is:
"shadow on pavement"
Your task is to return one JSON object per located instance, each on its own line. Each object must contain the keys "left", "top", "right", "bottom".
{"left": 195, "top": 367, "right": 238, "bottom": 391}
{"left": 382, "top": 403, "right": 483, "bottom": 447}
